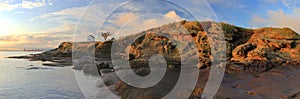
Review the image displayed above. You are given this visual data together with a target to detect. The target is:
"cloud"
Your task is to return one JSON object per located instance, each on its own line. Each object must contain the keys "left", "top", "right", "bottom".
{"left": 31, "top": 2, "right": 119, "bottom": 34}
{"left": 1, "top": 0, "right": 187, "bottom": 50}
{"left": 164, "top": 10, "right": 182, "bottom": 21}
{"left": 260, "top": 0, "right": 279, "bottom": 3}
{"left": 0, "top": 2, "right": 19, "bottom": 12}
{"left": 206, "top": 0, "right": 245, "bottom": 8}
{"left": 30, "top": 6, "right": 85, "bottom": 21}
{"left": 0, "top": 0, "right": 51, "bottom": 12}
{"left": 250, "top": 8, "right": 300, "bottom": 33}
{"left": 109, "top": 10, "right": 182, "bottom": 26}
{"left": 25, "top": 1, "right": 128, "bottom": 44}
{"left": 112, "top": 13, "right": 137, "bottom": 25}
{"left": 47, "top": 23, "right": 77, "bottom": 33}
{"left": 0, "top": 33, "right": 73, "bottom": 50}
{"left": 0, "top": 11, "right": 177, "bottom": 50}
{"left": 31, "top": 2, "right": 186, "bottom": 41}
{"left": 105, "top": 10, "right": 183, "bottom": 38}
{"left": 281, "top": 0, "right": 300, "bottom": 9}
{"left": 20, "top": 1, "right": 47, "bottom": 9}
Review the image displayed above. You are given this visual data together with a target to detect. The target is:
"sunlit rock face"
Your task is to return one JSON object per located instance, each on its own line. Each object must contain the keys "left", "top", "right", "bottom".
{"left": 19, "top": 21, "right": 300, "bottom": 99}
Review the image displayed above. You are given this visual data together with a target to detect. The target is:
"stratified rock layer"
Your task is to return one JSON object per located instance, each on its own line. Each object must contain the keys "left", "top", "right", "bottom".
{"left": 11, "top": 20, "right": 300, "bottom": 99}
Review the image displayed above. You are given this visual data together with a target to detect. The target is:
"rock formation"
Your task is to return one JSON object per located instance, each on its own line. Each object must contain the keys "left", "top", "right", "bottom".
{"left": 9, "top": 20, "right": 300, "bottom": 99}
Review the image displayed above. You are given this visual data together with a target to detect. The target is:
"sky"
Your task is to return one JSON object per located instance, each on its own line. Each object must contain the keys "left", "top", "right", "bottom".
{"left": 0, "top": 0, "right": 299, "bottom": 50}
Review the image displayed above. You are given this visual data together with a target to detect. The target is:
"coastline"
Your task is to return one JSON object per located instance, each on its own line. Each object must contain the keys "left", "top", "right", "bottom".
{"left": 7, "top": 21, "right": 300, "bottom": 98}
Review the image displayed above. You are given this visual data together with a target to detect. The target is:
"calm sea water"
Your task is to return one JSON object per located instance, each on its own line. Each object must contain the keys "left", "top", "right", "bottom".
{"left": 0, "top": 51, "right": 98, "bottom": 98}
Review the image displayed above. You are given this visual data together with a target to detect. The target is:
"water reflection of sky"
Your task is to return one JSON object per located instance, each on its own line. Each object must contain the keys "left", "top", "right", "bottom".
{"left": 0, "top": 51, "right": 85, "bottom": 98}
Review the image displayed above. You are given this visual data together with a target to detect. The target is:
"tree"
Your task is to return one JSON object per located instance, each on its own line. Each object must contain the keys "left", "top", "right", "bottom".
{"left": 100, "top": 32, "right": 110, "bottom": 41}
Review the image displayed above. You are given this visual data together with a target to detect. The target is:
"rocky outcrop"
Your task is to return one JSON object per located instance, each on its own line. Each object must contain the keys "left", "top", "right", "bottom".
{"left": 232, "top": 43, "right": 257, "bottom": 62}
{"left": 281, "top": 91, "right": 300, "bottom": 99}
{"left": 30, "top": 42, "right": 73, "bottom": 61}
{"left": 231, "top": 27, "right": 300, "bottom": 65}
{"left": 9, "top": 20, "right": 300, "bottom": 99}
{"left": 109, "top": 21, "right": 300, "bottom": 99}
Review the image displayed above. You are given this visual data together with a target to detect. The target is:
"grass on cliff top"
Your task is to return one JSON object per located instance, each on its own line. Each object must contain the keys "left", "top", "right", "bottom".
{"left": 262, "top": 28, "right": 300, "bottom": 40}
{"left": 220, "top": 22, "right": 252, "bottom": 34}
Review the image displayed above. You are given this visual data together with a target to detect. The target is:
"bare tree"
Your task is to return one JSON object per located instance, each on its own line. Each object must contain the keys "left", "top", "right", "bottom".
{"left": 100, "top": 32, "right": 110, "bottom": 41}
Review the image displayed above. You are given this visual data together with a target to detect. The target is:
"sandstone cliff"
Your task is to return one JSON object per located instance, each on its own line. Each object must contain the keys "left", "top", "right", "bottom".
{"left": 17, "top": 20, "right": 300, "bottom": 99}
{"left": 33, "top": 21, "right": 300, "bottom": 68}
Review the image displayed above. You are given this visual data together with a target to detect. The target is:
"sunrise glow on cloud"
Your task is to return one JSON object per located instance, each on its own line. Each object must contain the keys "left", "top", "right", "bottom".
{"left": 0, "top": 0, "right": 299, "bottom": 50}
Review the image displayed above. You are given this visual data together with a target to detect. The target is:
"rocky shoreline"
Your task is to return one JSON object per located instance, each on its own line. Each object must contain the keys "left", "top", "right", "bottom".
{"left": 8, "top": 21, "right": 300, "bottom": 98}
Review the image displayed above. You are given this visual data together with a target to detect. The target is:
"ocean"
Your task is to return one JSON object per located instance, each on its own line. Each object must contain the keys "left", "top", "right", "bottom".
{"left": 0, "top": 51, "right": 96, "bottom": 98}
